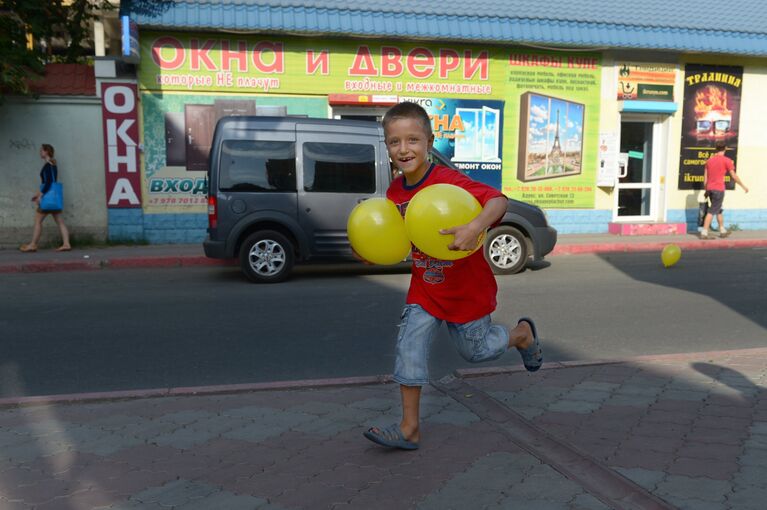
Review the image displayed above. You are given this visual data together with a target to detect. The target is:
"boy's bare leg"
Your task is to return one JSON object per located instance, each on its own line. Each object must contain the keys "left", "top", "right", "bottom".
{"left": 508, "top": 320, "right": 533, "bottom": 350}
{"left": 400, "top": 384, "right": 421, "bottom": 443}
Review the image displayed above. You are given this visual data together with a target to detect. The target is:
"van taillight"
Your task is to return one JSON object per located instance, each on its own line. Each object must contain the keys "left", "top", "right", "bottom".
{"left": 207, "top": 195, "right": 217, "bottom": 229}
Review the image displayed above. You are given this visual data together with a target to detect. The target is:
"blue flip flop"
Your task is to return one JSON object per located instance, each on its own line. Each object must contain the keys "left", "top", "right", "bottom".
{"left": 516, "top": 317, "right": 543, "bottom": 372}
{"left": 363, "top": 424, "right": 419, "bottom": 450}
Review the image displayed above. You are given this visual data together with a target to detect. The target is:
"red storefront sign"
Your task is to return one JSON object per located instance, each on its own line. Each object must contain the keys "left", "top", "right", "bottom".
{"left": 101, "top": 82, "right": 142, "bottom": 207}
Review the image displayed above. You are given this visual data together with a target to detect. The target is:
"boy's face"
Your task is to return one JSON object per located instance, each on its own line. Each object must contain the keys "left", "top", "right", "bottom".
{"left": 385, "top": 117, "right": 434, "bottom": 185}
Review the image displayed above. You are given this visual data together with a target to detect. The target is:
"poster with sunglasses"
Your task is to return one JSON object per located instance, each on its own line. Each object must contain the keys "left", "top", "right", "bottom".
{"left": 678, "top": 64, "right": 743, "bottom": 190}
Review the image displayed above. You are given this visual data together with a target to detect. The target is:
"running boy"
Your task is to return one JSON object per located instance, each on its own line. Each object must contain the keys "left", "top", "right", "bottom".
{"left": 363, "top": 102, "right": 542, "bottom": 450}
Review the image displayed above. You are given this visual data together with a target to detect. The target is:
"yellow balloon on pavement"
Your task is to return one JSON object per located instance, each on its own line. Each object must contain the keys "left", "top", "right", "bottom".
{"left": 404, "top": 183, "right": 484, "bottom": 261}
{"left": 347, "top": 198, "right": 411, "bottom": 265}
{"left": 661, "top": 244, "right": 682, "bottom": 268}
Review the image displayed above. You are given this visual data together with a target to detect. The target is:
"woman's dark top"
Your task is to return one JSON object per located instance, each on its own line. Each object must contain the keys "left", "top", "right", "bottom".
{"left": 40, "top": 163, "right": 58, "bottom": 194}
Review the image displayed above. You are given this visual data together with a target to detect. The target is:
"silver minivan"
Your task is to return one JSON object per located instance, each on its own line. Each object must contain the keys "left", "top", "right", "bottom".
{"left": 204, "top": 116, "right": 557, "bottom": 283}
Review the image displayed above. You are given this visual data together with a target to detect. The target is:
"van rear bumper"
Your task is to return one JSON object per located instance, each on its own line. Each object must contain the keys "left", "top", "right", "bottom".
{"left": 534, "top": 226, "right": 557, "bottom": 259}
{"left": 203, "top": 237, "right": 228, "bottom": 259}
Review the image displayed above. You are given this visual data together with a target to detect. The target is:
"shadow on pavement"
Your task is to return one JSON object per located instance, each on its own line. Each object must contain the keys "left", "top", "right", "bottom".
{"left": 595, "top": 248, "right": 766, "bottom": 331}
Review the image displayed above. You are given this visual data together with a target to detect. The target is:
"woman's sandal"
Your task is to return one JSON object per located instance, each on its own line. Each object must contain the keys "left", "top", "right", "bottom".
{"left": 55, "top": 246, "right": 72, "bottom": 252}
{"left": 517, "top": 317, "right": 543, "bottom": 372}
{"left": 19, "top": 244, "right": 37, "bottom": 253}
{"left": 363, "top": 424, "right": 419, "bottom": 450}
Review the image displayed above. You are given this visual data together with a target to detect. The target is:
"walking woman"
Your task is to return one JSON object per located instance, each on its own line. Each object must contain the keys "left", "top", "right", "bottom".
{"left": 19, "top": 144, "right": 71, "bottom": 252}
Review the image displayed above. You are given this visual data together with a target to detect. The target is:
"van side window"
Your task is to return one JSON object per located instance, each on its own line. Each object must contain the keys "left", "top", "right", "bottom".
{"left": 302, "top": 142, "right": 375, "bottom": 193}
{"left": 219, "top": 140, "right": 296, "bottom": 192}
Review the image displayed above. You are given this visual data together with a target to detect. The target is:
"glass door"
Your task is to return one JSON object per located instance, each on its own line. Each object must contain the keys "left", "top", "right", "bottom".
{"left": 615, "top": 120, "right": 656, "bottom": 220}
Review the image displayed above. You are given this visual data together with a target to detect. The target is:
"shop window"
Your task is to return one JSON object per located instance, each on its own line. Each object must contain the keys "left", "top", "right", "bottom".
{"left": 219, "top": 140, "right": 296, "bottom": 192}
{"left": 303, "top": 142, "right": 376, "bottom": 193}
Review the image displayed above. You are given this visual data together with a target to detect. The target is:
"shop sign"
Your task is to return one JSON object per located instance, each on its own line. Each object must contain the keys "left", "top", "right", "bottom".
{"left": 617, "top": 62, "right": 676, "bottom": 101}
{"left": 140, "top": 33, "right": 494, "bottom": 95}
{"left": 678, "top": 64, "right": 742, "bottom": 190}
{"left": 101, "top": 82, "right": 142, "bottom": 208}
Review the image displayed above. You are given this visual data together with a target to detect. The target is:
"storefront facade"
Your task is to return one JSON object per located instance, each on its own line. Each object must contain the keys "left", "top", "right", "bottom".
{"left": 107, "top": 9, "right": 766, "bottom": 243}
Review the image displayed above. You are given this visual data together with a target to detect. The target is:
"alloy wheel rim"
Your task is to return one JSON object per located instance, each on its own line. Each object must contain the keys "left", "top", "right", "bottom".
{"left": 489, "top": 234, "right": 521, "bottom": 268}
{"left": 248, "top": 239, "right": 286, "bottom": 276}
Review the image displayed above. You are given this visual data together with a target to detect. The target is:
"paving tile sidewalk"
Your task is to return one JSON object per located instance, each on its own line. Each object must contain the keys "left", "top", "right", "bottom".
{"left": 1, "top": 348, "right": 765, "bottom": 509}
{"left": 0, "top": 230, "right": 765, "bottom": 274}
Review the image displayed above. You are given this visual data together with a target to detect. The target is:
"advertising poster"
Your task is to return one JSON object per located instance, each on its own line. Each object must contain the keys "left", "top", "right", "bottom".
{"left": 678, "top": 64, "right": 743, "bottom": 190}
{"left": 140, "top": 92, "right": 327, "bottom": 213}
{"left": 616, "top": 62, "right": 676, "bottom": 101}
{"left": 596, "top": 132, "right": 619, "bottom": 186}
{"left": 504, "top": 51, "right": 601, "bottom": 208}
{"left": 136, "top": 33, "right": 602, "bottom": 210}
{"left": 402, "top": 97, "right": 504, "bottom": 189}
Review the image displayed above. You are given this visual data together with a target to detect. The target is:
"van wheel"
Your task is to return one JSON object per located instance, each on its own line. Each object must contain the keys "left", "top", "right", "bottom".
{"left": 239, "top": 231, "right": 295, "bottom": 283}
{"left": 485, "top": 226, "right": 528, "bottom": 275}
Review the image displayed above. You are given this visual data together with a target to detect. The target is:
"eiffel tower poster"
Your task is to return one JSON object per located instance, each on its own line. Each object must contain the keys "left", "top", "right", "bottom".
{"left": 517, "top": 92, "right": 585, "bottom": 182}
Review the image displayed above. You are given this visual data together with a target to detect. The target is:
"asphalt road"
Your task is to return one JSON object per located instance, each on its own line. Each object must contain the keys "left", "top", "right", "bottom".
{"left": 1, "top": 247, "right": 765, "bottom": 397}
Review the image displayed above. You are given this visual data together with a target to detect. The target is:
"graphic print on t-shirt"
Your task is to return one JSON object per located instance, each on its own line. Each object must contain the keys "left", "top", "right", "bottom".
{"left": 414, "top": 256, "right": 453, "bottom": 285}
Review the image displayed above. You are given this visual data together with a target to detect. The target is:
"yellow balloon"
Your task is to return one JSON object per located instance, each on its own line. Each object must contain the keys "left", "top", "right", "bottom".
{"left": 661, "top": 244, "right": 682, "bottom": 268}
{"left": 404, "top": 183, "right": 484, "bottom": 261}
{"left": 347, "top": 198, "right": 411, "bottom": 265}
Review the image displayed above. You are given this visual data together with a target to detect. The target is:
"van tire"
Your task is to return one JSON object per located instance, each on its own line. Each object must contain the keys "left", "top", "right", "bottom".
{"left": 485, "top": 226, "right": 528, "bottom": 275}
{"left": 239, "top": 230, "right": 295, "bottom": 283}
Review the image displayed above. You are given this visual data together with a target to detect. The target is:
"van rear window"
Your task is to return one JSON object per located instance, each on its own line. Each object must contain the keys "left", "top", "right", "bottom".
{"left": 303, "top": 142, "right": 376, "bottom": 193}
{"left": 219, "top": 140, "right": 296, "bottom": 192}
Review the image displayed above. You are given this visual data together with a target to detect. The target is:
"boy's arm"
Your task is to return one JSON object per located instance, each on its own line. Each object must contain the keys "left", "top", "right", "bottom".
{"left": 442, "top": 196, "right": 507, "bottom": 251}
{"left": 729, "top": 168, "right": 749, "bottom": 193}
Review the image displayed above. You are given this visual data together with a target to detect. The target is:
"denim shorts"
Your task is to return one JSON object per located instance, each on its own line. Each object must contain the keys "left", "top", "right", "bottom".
{"left": 708, "top": 190, "right": 725, "bottom": 215}
{"left": 393, "top": 304, "right": 509, "bottom": 386}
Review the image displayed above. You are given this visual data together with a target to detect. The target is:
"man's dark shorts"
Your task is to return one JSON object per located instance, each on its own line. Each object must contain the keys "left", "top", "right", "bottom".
{"left": 708, "top": 190, "right": 725, "bottom": 215}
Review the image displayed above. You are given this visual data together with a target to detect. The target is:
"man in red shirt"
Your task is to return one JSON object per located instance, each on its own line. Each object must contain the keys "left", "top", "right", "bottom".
{"left": 701, "top": 141, "right": 749, "bottom": 239}
{"left": 362, "top": 102, "right": 543, "bottom": 451}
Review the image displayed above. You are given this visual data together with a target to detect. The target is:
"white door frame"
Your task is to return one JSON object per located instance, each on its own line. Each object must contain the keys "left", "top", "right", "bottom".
{"left": 613, "top": 114, "right": 668, "bottom": 222}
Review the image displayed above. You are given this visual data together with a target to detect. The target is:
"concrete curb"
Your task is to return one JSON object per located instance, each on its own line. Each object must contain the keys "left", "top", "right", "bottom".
{"left": 0, "top": 374, "right": 393, "bottom": 408}
{"left": 0, "top": 256, "right": 235, "bottom": 274}
{"left": 4, "top": 346, "right": 765, "bottom": 408}
{"left": 105, "top": 256, "right": 234, "bottom": 269}
{"left": 551, "top": 237, "right": 767, "bottom": 255}
{"left": 1, "top": 237, "right": 765, "bottom": 274}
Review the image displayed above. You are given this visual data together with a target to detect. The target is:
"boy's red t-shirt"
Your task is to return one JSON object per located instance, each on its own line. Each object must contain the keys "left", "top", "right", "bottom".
{"left": 705, "top": 154, "right": 735, "bottom": 191}
{"left": 387, "top": 164, "right": 506, "bottom": 323}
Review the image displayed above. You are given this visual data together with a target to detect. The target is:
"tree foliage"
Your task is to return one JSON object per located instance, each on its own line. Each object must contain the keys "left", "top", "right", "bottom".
{"left": 0, "top": 0, "right": 57, "bottom": 96}
{"left": 0, "top": 0, "right": 113, "bottom": 99}
{"left": 62, "top": 0, "right": 115, "bottom": 64}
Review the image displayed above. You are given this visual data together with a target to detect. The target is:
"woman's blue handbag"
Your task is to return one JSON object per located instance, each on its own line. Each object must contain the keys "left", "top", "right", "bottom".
{"left": 39, "top": 182, "right": 63, "bottom": 212}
